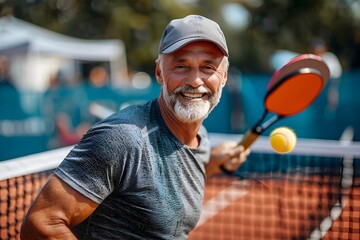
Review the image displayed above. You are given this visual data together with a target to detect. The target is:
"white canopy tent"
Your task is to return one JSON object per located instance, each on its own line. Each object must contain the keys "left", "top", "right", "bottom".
{"left": 0, "top": 16, "right": 129, "bottom": 91}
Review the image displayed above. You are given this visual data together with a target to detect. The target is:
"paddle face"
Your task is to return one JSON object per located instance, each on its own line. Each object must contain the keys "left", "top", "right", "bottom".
{"left": 264, "top": 54, "right": 330, "bottom": 117}
{"left": 265, "top": 68, "right": 324, "bottom": 116}
{"left": 268, "top": 54, "right": 330, "bottom": 91}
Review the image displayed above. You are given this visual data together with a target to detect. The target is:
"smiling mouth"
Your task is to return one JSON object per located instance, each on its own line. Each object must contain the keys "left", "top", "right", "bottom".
{"left": 180, "top": 92, "right": 207, "bottom": 99}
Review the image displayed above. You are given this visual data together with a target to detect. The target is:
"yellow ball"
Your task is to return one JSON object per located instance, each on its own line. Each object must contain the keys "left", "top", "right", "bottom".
{"left": 269, "top": 127, "right": 297, "bottom": 154}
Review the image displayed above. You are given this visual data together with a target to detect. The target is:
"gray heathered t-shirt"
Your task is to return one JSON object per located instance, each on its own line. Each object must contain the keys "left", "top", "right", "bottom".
{"left": 54, "top": 99, "right": 211, "bottom": 240}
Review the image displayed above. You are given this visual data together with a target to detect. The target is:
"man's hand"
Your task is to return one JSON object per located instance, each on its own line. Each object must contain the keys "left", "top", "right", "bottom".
{"left": 206, "top": 142, "right": 251, "bottom": 177}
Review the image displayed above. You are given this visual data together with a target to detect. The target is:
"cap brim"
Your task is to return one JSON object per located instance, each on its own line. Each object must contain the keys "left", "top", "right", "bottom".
{"left": 161, "top": 38, "right": 229, "bottom": 57}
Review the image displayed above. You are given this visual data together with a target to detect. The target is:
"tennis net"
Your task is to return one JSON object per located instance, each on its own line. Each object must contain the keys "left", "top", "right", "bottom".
{"left": 0, "top": 146, "right": 71, "bottom": 240}
{"left": 190, "top": 133, "right": 360, "bottom": 240}
{"left": 0, "top": 134, "right": 359, "bottom": 240}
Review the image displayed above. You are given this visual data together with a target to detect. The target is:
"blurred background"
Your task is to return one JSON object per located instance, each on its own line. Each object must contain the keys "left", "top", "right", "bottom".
{"left": 0, "top": 0, "right": 360, "bottom": 160}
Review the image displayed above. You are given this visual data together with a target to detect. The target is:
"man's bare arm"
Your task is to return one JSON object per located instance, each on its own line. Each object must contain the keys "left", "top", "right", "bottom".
{"left": 20, "top": 175, "right": 98, "bottom": 240}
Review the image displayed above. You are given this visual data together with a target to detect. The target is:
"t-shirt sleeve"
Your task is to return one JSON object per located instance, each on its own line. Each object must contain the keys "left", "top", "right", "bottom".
{"left": 54, "top": 122, "right": 136, "bottom": 204}
{"left": 198, "top": 125, "right": 211, "bottom": 164}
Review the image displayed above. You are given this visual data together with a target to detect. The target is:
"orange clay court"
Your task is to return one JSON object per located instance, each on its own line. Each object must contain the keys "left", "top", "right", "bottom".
{"left": 190, "top": 174, "right": 360, "bottom": 240}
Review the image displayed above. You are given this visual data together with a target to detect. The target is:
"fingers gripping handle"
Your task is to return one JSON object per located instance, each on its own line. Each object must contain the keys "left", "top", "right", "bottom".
{"left": 220, "top": 130, "right": 260, "bottom": 174}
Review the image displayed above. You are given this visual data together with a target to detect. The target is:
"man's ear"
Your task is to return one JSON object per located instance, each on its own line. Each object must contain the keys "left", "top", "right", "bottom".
{"left": 222, "top": 70, "right": 228, "bottom": 86}
{"left": 155, "top": 61, "right": 163, "bottom": 85}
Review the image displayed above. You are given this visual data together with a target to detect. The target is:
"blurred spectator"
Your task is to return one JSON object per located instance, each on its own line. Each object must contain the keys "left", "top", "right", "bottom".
{"left": 227, "top": 67, "right": 246, "bottom": 132}
{"left": 0, "top": 55, "right": 14, "bottom": 89}
{"left": 0, "top": 55, "right": 26, "bottom": 119}
{"left": 43, "top": 70, "right": 91, "bottom": 147}
{"left": 83, "top": 65, "right": 117, "bottom": 119}
{"left": 88, "top": 66, "right": 109, "bottom": 87}
{"left": 55, "top": 112, "right": 91, "bottom": 146}
{"left": 311, "top": 38, "right": 343, "bottom": 119}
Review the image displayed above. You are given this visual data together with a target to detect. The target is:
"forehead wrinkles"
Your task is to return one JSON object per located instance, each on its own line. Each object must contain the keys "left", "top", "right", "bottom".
{"left": 162, "top": 54, "right": 223, "bottom": 70}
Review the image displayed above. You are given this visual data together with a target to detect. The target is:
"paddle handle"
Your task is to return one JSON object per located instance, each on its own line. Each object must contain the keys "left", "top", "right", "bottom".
{"left": 237, "top": 129, "right": 260, "bottom": 149}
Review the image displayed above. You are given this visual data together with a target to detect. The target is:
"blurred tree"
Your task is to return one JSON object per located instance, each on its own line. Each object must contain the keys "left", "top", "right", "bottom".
{"left": 1, "top": 0, "right": 359, "bottom": 74}
{"left": 230, "top": 0, "right": 358, "bottom": 72}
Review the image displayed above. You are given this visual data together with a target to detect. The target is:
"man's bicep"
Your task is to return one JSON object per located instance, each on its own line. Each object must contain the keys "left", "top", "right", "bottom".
{"left": 23, "top": 175, "right": 98, "bottom": 232}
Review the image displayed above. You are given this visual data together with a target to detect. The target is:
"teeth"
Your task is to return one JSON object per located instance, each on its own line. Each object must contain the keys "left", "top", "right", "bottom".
{"left": 182, "top": 92, "right": 204, "bottom": 98}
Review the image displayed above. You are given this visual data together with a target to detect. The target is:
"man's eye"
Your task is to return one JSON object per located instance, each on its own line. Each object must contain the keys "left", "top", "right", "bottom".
{"left": 202, "top": 65, "right": 216, "bottom": 72}
{"left": 174, "top": 65, "right": 188, "bottom": 71}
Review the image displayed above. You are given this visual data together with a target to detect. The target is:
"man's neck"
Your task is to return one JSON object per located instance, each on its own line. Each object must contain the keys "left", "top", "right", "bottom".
{"left": 157, "top": 97, "right": 202, "bottom": 148}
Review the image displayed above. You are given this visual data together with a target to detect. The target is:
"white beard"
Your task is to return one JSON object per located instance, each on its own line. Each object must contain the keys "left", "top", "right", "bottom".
{"left": 162, "top": 81, "right": 222, "bottom": 123}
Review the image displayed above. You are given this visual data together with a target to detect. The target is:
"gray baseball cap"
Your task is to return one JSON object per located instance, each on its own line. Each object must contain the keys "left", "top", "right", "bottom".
{"left": 159, "top": 15, "right": 229, "bottom": 56}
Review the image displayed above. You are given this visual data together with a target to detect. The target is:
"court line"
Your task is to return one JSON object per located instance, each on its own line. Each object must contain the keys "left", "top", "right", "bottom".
{"left": 195, "top": 180, "right": 249, "bottom": 228}
{"left": 309, "top": 126, "right": 354, "bottom": 240}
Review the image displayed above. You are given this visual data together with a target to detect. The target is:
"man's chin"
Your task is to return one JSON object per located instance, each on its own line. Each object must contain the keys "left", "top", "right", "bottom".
{"left": 174, "top": 104, "right": 211, "bottom": 123}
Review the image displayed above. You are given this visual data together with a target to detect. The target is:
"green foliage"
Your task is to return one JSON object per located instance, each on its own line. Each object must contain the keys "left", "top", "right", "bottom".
{"left": 1, "top": 0, "right": 359, "bottom": 73}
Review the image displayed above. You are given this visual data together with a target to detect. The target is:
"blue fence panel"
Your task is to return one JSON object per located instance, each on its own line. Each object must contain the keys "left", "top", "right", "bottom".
{"left": 1, "top": 70, "right": 359, "bottom": 161}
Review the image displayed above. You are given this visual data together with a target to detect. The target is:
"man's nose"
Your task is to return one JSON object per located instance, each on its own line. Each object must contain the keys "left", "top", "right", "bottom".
{"left": 185, "top": 70, "right": 205, "bottom": 88}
